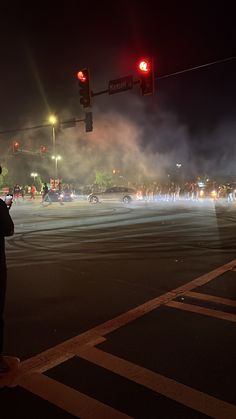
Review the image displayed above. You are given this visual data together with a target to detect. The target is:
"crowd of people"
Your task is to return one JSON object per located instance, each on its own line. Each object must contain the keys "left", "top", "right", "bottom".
{"left": 2, "top": 179, "right": 236, "bottom": 205}
{"left": 7, "top": 184, "right": 37, "bottom": 200}
{"left": 85, "top": 180, "right": 236, "bottom": 203}
{"left": 134, "top": 181, "right": 236, "bottom": 202}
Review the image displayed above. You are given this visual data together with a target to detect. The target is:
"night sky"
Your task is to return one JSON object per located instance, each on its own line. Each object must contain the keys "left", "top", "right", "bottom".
{"left": 0, "top": 2, "right": 236, "bottom": 179}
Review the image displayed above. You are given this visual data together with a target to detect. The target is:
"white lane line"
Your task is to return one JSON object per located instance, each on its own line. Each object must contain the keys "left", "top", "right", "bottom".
{"left": 184, "top": 291, "right": 236, "bottom": 307}
{"left": 18, "top": 337, "right": 106, "bottom": 376}
{"left": 19, "top": 372, "right": 132, "bottom": 419}
{"left": 77, "top": 346, "right": 236, "bottom": 419}
{"left": 16, "top": 258, "right": 236, "bottom": 376}
{"left": 3, "top": 260, "right": 236, "bottom": 417}
{"left": 166, "top": 300, "right": 236, "bottom": 322}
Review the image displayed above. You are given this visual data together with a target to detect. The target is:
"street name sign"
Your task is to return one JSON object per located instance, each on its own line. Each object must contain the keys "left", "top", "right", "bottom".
{"left": 108, "top": 75, "right": 133, "bottom": 95}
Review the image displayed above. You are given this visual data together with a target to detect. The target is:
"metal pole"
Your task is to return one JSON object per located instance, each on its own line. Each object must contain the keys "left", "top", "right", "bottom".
{"left": 55, "top": 158, "right": 58, "bottom": 179}
{"left": 52, "top": 125, "right": 56, "bottom": 156}
{"left": 52, "top": 125, "right": 56, "bottom": 179}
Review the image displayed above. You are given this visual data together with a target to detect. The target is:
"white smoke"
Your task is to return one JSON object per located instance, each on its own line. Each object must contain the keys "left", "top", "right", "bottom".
{"left": 55, "top": 107, "right": 190, "bottom": 185}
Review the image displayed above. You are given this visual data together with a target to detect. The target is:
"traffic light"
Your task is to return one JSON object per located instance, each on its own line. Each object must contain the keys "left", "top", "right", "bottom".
{"left": 138, "top": 57, "right": 154, "bottom": 96}
{"left": 77, "top": 68, "right": 91, "bottom": 108}
{"left": 13, "top": 141, "right": 20, "bottom": 153}
{"left": 85, "top": 111, "right": 93, "bottom": 132}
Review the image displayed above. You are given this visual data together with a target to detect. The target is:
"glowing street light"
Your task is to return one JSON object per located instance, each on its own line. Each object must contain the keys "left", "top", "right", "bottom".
{"left": 48, "top": 114, "right": 57, "bottom": 156}
{"left": 52, "top": 155, "right": 61, "bottom": 179}
{"left": 31, "top": 172, "right": 38, "bottom": 182}
{"left": 48, "top": 115, "right": 57, "bottom": 125}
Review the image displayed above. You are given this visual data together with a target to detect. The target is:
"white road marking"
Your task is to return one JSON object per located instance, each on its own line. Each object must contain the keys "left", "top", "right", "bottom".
{"left": 2, "top": 259, "right": 236, "bottom": 417}
{"left": 16, "top": 258, "right": 236, "bottom": 376}
{"left": 77, "top": 346, "right": 236, "bottom": 419}
{"left": 19, "top": 372, "right": 132, "bottom": 419}
{"left": 184, "top": 290, "right": 236, "bottom": 307}
{"left": 166, "top": 300, "right": 236, "bottom": 322}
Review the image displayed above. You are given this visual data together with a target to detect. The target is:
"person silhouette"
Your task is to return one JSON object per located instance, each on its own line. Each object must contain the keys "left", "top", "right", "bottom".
{"left": 0, "top": 166, "right": 14, "bottom": 372}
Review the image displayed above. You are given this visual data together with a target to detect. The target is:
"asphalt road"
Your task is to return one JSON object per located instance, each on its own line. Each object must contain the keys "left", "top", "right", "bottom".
{"left": 1, "top": 197, "right": 236, "bottom": 418}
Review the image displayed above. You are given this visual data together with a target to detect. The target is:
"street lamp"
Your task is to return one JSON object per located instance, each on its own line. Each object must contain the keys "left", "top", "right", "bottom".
{"left": 31, "top": 172, "right": 38, "bottom": 182}
{"left": 48, "top": 115, "right": 57, "bottom": 156}
{"left": 52, "top": 155, "right": 61, "bottom": 179}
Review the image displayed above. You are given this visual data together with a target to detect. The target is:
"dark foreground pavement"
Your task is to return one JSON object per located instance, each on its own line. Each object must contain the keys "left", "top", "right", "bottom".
{"left": 1, "top": 262, "right": 236, "bottom": 419}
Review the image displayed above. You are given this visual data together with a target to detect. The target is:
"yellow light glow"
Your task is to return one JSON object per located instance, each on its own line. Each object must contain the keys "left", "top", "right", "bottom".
{"left": 49, "top": 115, "right": 57, "bottom": 125}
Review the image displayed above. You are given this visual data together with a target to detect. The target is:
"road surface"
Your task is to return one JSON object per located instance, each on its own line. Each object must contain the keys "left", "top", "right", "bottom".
{"left": 1, "top": 197, "right": 236, "bottom": 418}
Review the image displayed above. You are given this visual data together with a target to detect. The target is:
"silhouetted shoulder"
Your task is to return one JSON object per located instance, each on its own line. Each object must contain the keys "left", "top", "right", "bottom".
{"left": 0, "top": 199, "right": 14, "bottom": 236}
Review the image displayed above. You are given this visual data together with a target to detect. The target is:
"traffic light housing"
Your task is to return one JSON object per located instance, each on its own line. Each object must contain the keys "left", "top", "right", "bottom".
{"left": 77, "top": 68, "right": 91, "bottom": 108}
{"left": 138, "top": 57, "right": 154, "bottom": 96}
{"left": 13, "top": 141, "right": 20, "bottom": 153}
{"left": 85, "top": 112, "right": 93, "bottom": 132}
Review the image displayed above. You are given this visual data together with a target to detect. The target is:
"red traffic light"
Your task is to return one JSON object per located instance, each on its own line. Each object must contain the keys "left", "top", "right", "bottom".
{"left": 77, "top": 70, "right": 87, "bottom": 82}
{"left": 76, "top": 68, "right": 91, "bottom": 108}
{"left": 138, "top": 59, "right": 151, "bottom": 74}
{"left": 137, "top": 57, "right": 154, "bottom": 96}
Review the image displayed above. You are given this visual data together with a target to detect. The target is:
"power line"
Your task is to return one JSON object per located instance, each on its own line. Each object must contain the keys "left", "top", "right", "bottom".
{"left": 158, "top": 55, "right": 236, "bottom": 80}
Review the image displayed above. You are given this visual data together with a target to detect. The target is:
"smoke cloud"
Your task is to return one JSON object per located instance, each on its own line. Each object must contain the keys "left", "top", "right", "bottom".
{"left": 54, "top": 106, "right": 190, "bottom": 186}
{"left": 1, "top": 94, "right": 236, "bottom": 186}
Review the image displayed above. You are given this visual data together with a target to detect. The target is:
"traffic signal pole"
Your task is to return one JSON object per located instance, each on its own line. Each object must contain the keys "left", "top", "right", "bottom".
{"left": 89, "top": 55, "right": 236, "bottom": 98}
{"left": 2, "top": 56, "right": 233, "bottom": 139}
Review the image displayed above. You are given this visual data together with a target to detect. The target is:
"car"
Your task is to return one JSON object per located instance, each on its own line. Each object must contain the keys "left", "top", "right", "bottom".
{"left": 88, "top": 186, "right": 137, "bottom": 204}
{"left": 199, "top": 187, "right": 218, "bottom": 200}
{"left": 45, "top": 189, "right": 73, "bottom": 202}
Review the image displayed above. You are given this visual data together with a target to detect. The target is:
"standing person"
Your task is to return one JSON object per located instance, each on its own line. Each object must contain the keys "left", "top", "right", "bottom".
{"left": 226, "top": 184, "right": 233, "bottom": 203}
{"left": 20, "top": 186, "right": 25, "bottom": 200}
{"left": 0, "top": 166, "right": 14, "bottom": 372}
{"left": 41, "top": 183, "right": 52, "bottom": 205}
{"left": 42, "top": 182, "right": 49, "bottom": 201}
{"left": 13, "top": 184, "right": 21, "bottom": 200}
{"left": 30, "top": 184, "right": 36, "bottom": 199}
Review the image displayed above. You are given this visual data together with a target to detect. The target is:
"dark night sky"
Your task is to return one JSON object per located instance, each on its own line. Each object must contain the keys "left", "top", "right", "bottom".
{"left": 0, "top": 1, "right": 236, "bottom": 177}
